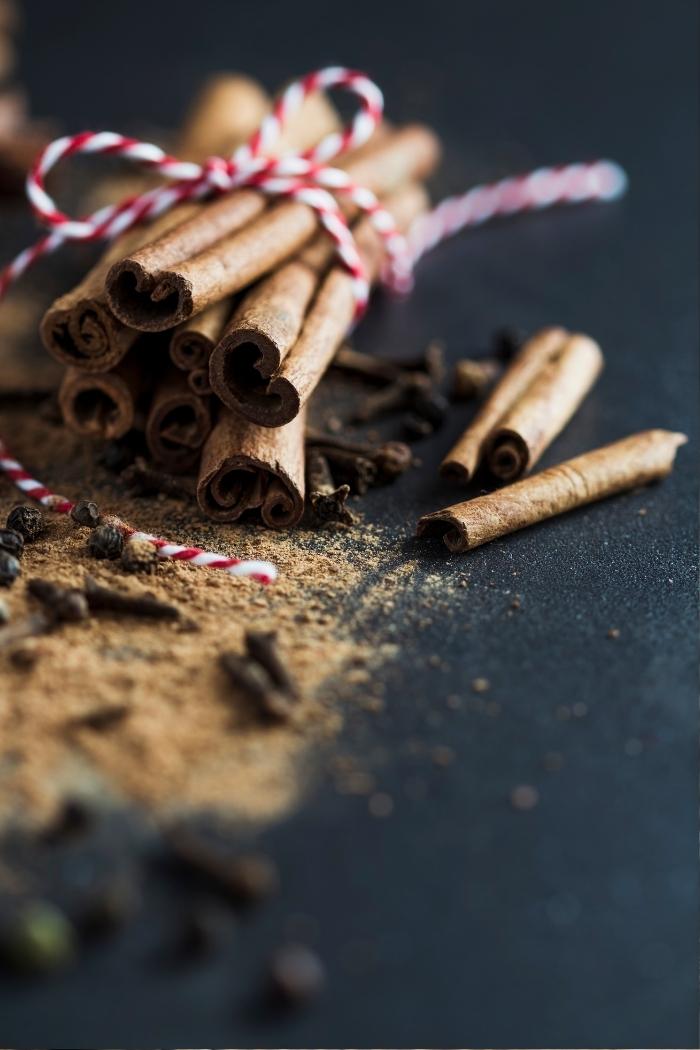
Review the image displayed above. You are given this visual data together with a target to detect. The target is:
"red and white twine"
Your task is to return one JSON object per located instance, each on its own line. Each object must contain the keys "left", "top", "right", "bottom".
{"left": 0, "top": 65, "right": 628, "bottom": 583}
{"left": 0, "top": 440, "right": 277, "bottom": 584}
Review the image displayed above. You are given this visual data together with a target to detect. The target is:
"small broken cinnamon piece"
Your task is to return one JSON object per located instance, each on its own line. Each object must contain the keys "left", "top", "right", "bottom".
{"left": 419, "top": 430, "right": 687, "bottom": 552}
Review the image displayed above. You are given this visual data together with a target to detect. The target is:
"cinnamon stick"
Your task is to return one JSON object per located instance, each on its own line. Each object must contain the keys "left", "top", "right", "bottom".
{"left": 485, "top": 334, "right": 603, "bottom": 481}
{"left": 197, "top": 409, "right": 305, "bottom": 528}
{"left": 418, "top": 430, "right": 686, "bottom": 552}
{"left": 58, "top": 352, "right": 151, "bottom": 440}
{"left": 187, "top": 367, "right": 212, "bottom": 397}
{"left": 145, "top": 367, "right": 212, "bottom": 473}
{"left": 106, "top": 124, "right": 440, "bottom": 332}
{"left": 169, "top": 298, "right": 233, "bottom": 371}
{"left": 209, "top": 181, "right": 430, "bottom": 427}
{"left": 441, "top": 327, "right": 569, "bottom": 483}
{"left": 40, "top": 75, "right": 272, "bottom": 372}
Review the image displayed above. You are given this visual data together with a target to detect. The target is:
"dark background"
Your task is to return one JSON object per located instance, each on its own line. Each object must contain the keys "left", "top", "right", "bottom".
{"left": 1, "top": 0, "right": 698, "bottom": 1046}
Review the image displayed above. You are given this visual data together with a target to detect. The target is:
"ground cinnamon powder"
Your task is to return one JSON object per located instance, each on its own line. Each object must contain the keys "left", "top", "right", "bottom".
{"left": 0, "top": 387, "right": 399, "bottom": 829}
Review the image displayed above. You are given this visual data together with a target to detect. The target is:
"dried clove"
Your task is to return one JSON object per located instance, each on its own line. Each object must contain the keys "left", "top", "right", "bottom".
{"left": 245, "top": 629, "right": 299, "bottom": 700}
{"left": 306, "top": 429, "right": 414, "bottom": 484}
{"left": 220, "top": 650, "right": 294, "bottom": 721}
{"left": 166, "top": 828, "right": 280, "bottom": 905}
{"left": 452, "top": 357, "right": 502, "bottom": 400}
{"left": 84, "top": 575, "right": 180, "bottom": 620}
{"left": 67, "top": 702, "right": 131, "bottom": 732}
{"left": 88, "top": 523, "right": 124, "bottom": 560}
{"left": 121, "top": 457, "right": 195, "bottom": 501}
{"left": 390, "top": 338, "right": 446, "bottom": 384}
{"left": 27, "top": 578, "right": 89, "bottom": 623}
{"left": 331, "top": 343, "right": 404, "bottom": 385}
{"left": 6, "top": 504, "right": 44, "bottom": 542}
{"left": 402, "top": 413, "right": 435, "bottom": 440}
{"left": 351, "top": 372, "right": 430, "bottom": 423}
{"left": 70, "top": 500, "right": 100, "bottom": 528}
{"left": 0, "top": 527, "right": 24, "bottom": 557}
{"left": 305, "top": 449, "right": 356, "bottom": 526}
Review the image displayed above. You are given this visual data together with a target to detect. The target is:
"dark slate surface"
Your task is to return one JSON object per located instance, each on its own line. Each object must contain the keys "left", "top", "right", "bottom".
{"left": 0, "top": 0, "right": 697, "bottom": 1046}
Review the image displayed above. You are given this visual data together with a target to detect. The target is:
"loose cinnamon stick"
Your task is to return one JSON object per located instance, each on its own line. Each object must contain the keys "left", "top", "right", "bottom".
{"left": 107, "top": 124, "right": 440, "bottom": 332}
{"left": 440, "top": 327, "right": 568, "bottom": 483}
{"left": 485, "top": 334, "right": 603, "bottom": 481}
{"left": 210, "top": 181, "right": 430, "bottom": 426}
{"left": 418, "top": 430, "right": 686, "bottom": 552}
{"left": 197, "top": 409, "right": 305, "bottom": 528}
{"left": 170, "top": 298, "right": 233, "bottom": 371}
{"left": 40, "top": 75, "right": 272, "bottom": 372}
{"left": 58, "top": 353, "right": 151, "bottom": 440}
{"left": 145, "top": 367, "right": 212, "bottom": 473}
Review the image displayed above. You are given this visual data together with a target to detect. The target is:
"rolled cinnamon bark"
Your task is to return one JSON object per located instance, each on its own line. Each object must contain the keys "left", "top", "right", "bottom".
{"left": 486, "top": 334, "right": 603, "bottom": 481}
{"left": 145, "top": 368, "right": 212, "bottom": 473}
{"left": 170, "top": 298, "right": 233, "bottom": 371}
{"left": 418, "top": 430, "right": 686, "bottom": 552}
{"left": 210, "top": 181, "right": 430, "bottom": 427}
{"left": 58, "top": 353, "right": 151, "bottom": 440}
{"left": 106, "top": 124, "right": 441, "bottom": 332}
{"left": 441, "top": 327, "right": 568, "bottom": 483}
{"left": 40, "top": 75, "right": 272, "bottom": 372}
{"left": 197, "top": 409, "right": 305, "bottom": 528}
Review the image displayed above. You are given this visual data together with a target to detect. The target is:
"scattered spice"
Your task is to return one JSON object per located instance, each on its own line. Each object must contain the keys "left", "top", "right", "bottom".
{"left": 452, "top": 357, "right": 501, "bottom": 400}
{"left": 607, "top": 627, "right": 620, "bottom": 640}
{"left": 88, "top": 523, "right": 124, "bottom": 560}
{"left": 120, "top": 535, "right": 158, "bottom": 574}
{"left": 268, "top": 943, "right": 326, "bottom": 1005}
{"left": 471, "top": 676, "right": 490, "bottom": 693}
{"left": 0, "top": 900, "right": 76, "bottom": 974}
{"left": 6, "top": 504, "right": 44, "bottom": 542}
{"left": 121, "top": 457, "right": 195, "bottom": 500}
{"left": 245, "top": 629, "right": 299, "bottom": 700}
{"left": 0, "top": 548, "right": 20, "bottom": 586}
{"left": 167, "top": 829, "right": 280, "bottom": 905}
{"left": 220, "top": 650, "right": 294, "bottom": 721}
{"left": 84, "top": 575, "right": 180, "bottom": 621}
{"left": 0, "top": 526, "right": 24, "bottom": 556}
{"left": 510, "top": 784, "right": 540, "bottom": 810}
{"left": 70, "top": 499, "right": 100, "bottom": 528}
{"left": 305, "top": 449, "right": 355, "bottom": 527}
{"left": 27, "top": 578, "right": 89, "bottom": 623}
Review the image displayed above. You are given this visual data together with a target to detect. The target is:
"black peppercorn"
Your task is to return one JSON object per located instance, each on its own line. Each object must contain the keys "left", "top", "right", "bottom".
{"left": 6, "top": 505, "right": 44, "bottom": 542}
{"left": 0, "top": 528, "right": 24, "bottom": 557}
{"left": 0, "top": 550, "right": 20, "bottom": 587}
{"left": 87, "top": 524, "right": 124, "bottom": 560}
{"left": 70, "top": 500, "right": 101, "bottom": 529}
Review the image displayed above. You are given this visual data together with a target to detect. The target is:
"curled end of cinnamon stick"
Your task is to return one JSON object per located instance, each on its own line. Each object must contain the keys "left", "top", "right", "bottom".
{"left": 486, "top": 431, "right": 529, "bottom": 483}
{"left": 107, "top": 260, "right": 193, "bottom": 332}
{"left": 439, "top": 458, "right": 474, "bottom": 485}
{"left": 210, "top": 330, "right": 301, "bottom": 428}
{"left": 145, "top": 375, "right": 212, "bottom": 473}
{"left": 58, "top": 368, "right": 137, "bottom": 440}
{"left": 416, "top": 512, "right": 467, "bottom": 553}
{"left": 41, "top": 301, "right": 135, "bottom": 372}
{"left": 170, "top": 329, "right": 212, "bottom": 371}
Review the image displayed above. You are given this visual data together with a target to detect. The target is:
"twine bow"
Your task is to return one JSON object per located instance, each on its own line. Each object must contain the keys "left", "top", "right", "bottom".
{"left": 0, "top": 65, "right": 627, "bottom": 316}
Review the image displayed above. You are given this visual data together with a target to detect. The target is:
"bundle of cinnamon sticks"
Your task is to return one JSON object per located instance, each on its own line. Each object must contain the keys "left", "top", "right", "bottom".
{"left": 42, "top": 72, "right": 440, "bottom": 528}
